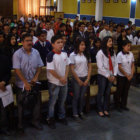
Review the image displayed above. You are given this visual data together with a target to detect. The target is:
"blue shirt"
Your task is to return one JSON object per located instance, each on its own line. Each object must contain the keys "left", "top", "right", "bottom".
{"left": 13, "top": 47, "right": 44, "bottom": 88}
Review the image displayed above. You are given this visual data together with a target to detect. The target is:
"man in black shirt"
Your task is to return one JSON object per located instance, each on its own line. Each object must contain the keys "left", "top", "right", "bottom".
{"left": 0, "top": 48, "right": 14, "bottom": 136}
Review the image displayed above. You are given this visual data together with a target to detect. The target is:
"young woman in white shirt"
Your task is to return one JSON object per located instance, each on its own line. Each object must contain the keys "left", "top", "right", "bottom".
{"left": 115, "top": 40, "right": 135, "bottom": 112}
{"left": 133, "top": 30, "right": 140, "bottom": 45}
{"left": 70, "top": 38, "right": 91, "bottom": 121}
{"left": 96, "top": 36, "right": 118, "bottom": 117}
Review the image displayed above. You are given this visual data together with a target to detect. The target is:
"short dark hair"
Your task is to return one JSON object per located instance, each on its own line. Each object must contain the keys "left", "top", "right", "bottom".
{"left": 51, "top": 35, "right": 62, "bottom": 44}
{"left": 59, "top": 23, "right": 66, "bottom": 28}
{"left": 0, "top": 31, "right": 4, "bottom": 36}
{"left": 46, "top": 20, "right": 50, "bottom": 23}
{"left": 37, "top": 30, "right": 47, "bottom": 36}
{"left": 82, "top": 17, "right": 86, "bottom": 20}
{"left": 78, "top": 22, "right": 85, "bottom": 27}
{"left": 128, "top": 21, "right": 132, "bottom": 25}
{"left": 122, "top": 40, "right": 131, "bottom": 47}
{"left": 3, "top": 24, "right": 9, "bottom": 29}
{"left": 116, "top": 24, "right": 121, "bottom": 28}
{"left": 21, "top": 33, "right": 32, "bottom": 41}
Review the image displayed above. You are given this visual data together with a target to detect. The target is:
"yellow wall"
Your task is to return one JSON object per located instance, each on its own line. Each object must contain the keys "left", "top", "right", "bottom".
{"left": 63, "top": 0, "right": 77, "bottom": 14}
{"left": 13, "top": 0, "right": 18, "bottom": 15}
{"left": 103, "top": 0, "right": 131, "bottom": 18}
{"left": 135, "top": 0, "right": 140, "bottom": 19}
{"left": 80, "top": 1, "right": 95, "bottom": 15}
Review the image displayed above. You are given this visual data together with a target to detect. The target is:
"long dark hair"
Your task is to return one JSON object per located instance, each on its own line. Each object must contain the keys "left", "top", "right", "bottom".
{"left": 6, "top": 34, "right": 18, "bottom": 47}
{"left": 74, "top": 37, "right": 90, "bottom": 62}
{"left": 101, "top": 36, "right": 114, "bottom": 57}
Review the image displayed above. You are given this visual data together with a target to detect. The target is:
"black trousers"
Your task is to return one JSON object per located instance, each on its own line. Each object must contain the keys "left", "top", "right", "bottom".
{"left": 16, "top": 87, "right": 41, "bottom": 129}
{"left": 114, "top": 75, "right": 131, "bottom": 108}
{"left": 0, "top": 100, "right": 15, "bottom": 130}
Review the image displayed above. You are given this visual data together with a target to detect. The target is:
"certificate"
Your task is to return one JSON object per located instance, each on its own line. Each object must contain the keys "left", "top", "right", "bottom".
{"left": 0, "top": 85, "right": 14, "bottom": 107}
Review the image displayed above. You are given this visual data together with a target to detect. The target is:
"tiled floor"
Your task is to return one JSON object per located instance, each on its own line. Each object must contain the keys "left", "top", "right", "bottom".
{"left": 1, "top": 86, "right": 140, "bottom": 140}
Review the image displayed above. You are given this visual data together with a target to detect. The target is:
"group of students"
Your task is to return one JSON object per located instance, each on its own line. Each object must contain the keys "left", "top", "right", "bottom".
{"left": 0, "top": 15, "right": 136, "bottom": 135}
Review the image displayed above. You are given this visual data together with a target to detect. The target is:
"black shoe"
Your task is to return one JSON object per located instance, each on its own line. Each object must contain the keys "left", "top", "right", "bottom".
{"left": 58, "top": 118, "right": 68, "bottom": 125}
{"left": 31, "top": 123, "right": 43, "bottom": 130}
{"left": 17, "top": 128, "right": 24, "bottom": 135}
{"left": 47, "top": 118, "right": 56, "bottom": 129}
{"left": 116, "top": 107, "right": 122, "bottom": 112}
{"left": 0, "top": 129, "right": 11, "bottom": 136}
{"left": 73, "top": 115, "right": 81, "bottom": 123}
{"left": 79, "top": 113, "right": 86, "bottom": 120}
{"left": 121, "top": 107, "right": 130, "bottom": 111}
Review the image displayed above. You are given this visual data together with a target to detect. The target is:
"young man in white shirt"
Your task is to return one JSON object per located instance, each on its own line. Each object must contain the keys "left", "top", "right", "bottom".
{"left": 99, "top": 24, "right": 112, "bottom": 41}
{"left": 45, "top": 21, "right": 54, "bottom": 43}
{"left": 46, "top": 35, "right": 69, "bottom": 129}
{"left": 115, "top": 40, "right": 135, "bottom": 112}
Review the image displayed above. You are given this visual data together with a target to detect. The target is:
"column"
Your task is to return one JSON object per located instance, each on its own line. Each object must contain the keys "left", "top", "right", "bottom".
{"left": 57, "top": 0, "right": 63, "bottom": 12}
{"left": 95, "top": 0, "right": 103, "bottom": 21}
{"left": 77, "top": 0, "right": 80, "bottom": 19}
{"left": 129, "top": 0, "right": 137, "bottom": 24}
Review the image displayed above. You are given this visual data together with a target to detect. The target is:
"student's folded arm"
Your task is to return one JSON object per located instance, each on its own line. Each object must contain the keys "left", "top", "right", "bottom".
{"left": 70, "top": 64, "right": 81, "bottom": 82}
{"left": 114, "top": 54, "right": 118, "bottom": 76}
{"left": 48, "top": 70, "right": 61, "bottom": 80}
{"left": 65, "top": 65, "right": 69, "bottom": 79}
{"left": 13, "top": 52, "right": 28, "bottom": 84}
{"left": 96, "top": 53, "right": 110, "bottom": 78}
{"left": 118, "top": 64, "right": 128, "bottom": 77}
{"left": 87, "top": 63, "right": 92, "bottom": 81}
{"left": 14, "top": 69, "right": 28, "bottom": 84}
{"left": 32, "top": 67, "right": 42, "bottom": 81}
{"left": 131, "top": 62, "right": 135, "bottom": 76}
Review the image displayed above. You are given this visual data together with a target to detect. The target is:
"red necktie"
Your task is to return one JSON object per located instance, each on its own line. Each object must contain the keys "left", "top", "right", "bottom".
{"left": 108, "top": 52, "right": 114, "bottom": 75}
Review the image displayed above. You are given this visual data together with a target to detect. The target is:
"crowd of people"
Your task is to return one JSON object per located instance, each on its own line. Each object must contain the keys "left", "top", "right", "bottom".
{"left": 0, "top": 14, "right": 138, "bottom": 135}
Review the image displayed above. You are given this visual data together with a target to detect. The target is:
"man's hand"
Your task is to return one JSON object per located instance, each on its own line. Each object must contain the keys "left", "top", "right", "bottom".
{"left": 59, "top": 77, "right": 67, "bottom": 85}
{"left": 30, "top": 77, "right": 38, "bottom": 85}
{"left": 24, "top": 82, "right": 31, "bottom": 91}
{"left": 108, "top": 76, "right": 115, "bottom": 83}
{"left": 127, "top": 75, "right": 133, "bottom": 81}
{"left": 77, "top": 79, "right": 84, "bottom": 86}
{"left": 0, "top": 81, "right": 6, "bottom": 91}
{"left": 83, "top": 79, "right": 89, "bottom": 86}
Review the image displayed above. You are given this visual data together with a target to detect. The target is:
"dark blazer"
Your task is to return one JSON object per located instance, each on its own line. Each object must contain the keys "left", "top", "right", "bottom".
{"left": 33, "top": 40, "right": 52, "bottom": 66}
{"left": 0, "top": 52, "right": 11, "bottom": 85}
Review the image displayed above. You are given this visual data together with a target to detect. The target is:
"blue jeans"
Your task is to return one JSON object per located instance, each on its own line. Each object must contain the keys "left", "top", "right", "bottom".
{"left": 72, "top": 77, "right": 88, "bottom": 116}
{"left": 48, "top": 82, "right": 67, "bottom": 119}
{"left": 96, "top": 74, "right": 112, "bottom": 112}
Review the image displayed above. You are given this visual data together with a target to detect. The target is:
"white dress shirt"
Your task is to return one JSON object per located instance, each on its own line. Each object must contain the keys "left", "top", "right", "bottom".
{"left": 99, "top": 29, "right": 112, "bottom": 40}
{"left": 127, "top": 34, "right": 133, "bottom": 44}
{"left": 96, "top": 50, "right": 118, "bottom": 78}
{"left": 133, "top": 36, "right": 140, "bottom": 45}
{"left": 46, "top": 29, "right": 54, "bottom": 43}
